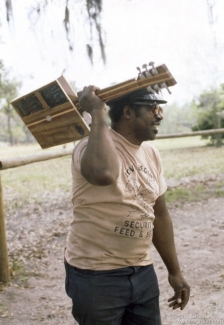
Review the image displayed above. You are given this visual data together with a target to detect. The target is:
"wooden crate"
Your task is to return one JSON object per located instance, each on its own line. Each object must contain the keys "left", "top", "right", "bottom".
{"left": 11, "top": 63, "right": 177, "bottom": 149}
{"left": 11, "top": 76, "right": 90, "bottom": 149}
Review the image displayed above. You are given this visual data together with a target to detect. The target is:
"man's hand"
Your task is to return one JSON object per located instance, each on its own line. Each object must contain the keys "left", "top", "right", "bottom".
{"left": 77, "top": 85, "right": 107, "bottom": 115}
{"left": 168, "top": 273, "right": 190, "bottom": 311}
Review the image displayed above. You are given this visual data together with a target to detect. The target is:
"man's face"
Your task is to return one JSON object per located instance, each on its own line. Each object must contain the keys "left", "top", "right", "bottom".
{"left": 131, "top": 104, "right": 163, "bottom": 143}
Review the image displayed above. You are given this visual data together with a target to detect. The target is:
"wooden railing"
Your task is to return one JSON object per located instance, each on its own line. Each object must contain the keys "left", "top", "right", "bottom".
{"left": 156, "top": 128, "right": 224, "bottom": 139}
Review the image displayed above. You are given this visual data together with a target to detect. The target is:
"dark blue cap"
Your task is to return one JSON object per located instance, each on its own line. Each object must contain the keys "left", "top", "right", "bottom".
{"left": 106, "top": 88, "right": 167, "bottom": 105}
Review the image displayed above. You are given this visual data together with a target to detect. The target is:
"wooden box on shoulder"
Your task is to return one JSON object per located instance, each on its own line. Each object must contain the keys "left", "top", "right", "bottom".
{"left": 11, "top": 63, "right": 177, "bottom": 149}
{"left": 11, "top": 76, "right": 90, "bottom": 149}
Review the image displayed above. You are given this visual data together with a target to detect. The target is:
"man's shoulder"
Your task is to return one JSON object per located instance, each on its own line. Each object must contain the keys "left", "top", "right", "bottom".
{"left": 142, "top": 141, "right": 160, "bottom": 154}
{"left": 73, "top": 137, "right": 89, "bottom": 152}
{"left": 141, "top": 142, "right": 163, "bottom": 166}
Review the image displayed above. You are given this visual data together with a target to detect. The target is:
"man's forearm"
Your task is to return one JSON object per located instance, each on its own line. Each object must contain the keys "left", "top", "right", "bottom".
{"left": 153, "top": 194, "right": 190, "bottom": 310}
{"left": 77, "top": 86, "right": 120, "bottom": 186}
{"left": 152, "top": 195, "right": 181, "bottom": 275}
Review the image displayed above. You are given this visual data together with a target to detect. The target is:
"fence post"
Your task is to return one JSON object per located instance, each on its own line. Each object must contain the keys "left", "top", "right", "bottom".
{"left": 0, "top": 173, "right": 10, "bottom": 283}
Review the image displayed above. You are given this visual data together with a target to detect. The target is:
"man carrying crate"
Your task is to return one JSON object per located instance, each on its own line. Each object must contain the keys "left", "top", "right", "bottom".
{"left": 64, "top": 85, "right": 190, "bottom": 325}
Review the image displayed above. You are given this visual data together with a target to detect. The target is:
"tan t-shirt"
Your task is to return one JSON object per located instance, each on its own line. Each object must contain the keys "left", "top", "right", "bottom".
{"left": 65, "top": 128, "right": 167, "bottom": 270}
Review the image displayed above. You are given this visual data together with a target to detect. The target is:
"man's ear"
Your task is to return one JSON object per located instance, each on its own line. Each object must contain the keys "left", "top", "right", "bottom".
{"left": 123, "top": 106, "right": 133, "bottom": 120}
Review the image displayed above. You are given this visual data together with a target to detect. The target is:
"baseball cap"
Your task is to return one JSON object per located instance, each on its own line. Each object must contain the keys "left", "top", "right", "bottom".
{"left": 106, "top": 87, "right": 167, "bottom": 106}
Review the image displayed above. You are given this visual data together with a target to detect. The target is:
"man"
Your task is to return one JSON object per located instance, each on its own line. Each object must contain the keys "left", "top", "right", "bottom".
{"left": 64, "top": 85, "right": 190, "bottom": 325}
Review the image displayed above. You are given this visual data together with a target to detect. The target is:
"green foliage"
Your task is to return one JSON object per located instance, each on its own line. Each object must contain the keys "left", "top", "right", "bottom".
{"left": 159, "top": 102, "right": 195, "bottom": 134}
{"left": 191, "top": 85, "right": 224, "bottom": 145}
{"left": 0, "top": 61, "right": 24, "bottom": 145}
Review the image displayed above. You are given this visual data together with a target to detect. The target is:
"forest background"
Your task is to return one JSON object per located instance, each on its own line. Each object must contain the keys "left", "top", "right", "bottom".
{"left": 0, "top": 0, "right": 224, "bottom": 147}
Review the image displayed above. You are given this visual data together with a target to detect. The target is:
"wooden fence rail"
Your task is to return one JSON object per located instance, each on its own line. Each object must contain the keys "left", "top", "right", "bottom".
{"left": 0, "top": 148, "right": 73, "bottom": 170}
{"left": 1, "top": 127, "right": 224, "bottom": 283}
{"left": 156, "top": 128, "right": 224, "bottom": 139}
{"left": 1, "top": 128, "right": 224, "bottom": 171}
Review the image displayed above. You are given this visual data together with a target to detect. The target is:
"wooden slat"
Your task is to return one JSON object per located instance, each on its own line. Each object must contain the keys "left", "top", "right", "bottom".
{"left": 57, "top": 75, "right": 78, "bottom": 102}
{"left": 28, "top": 109, "right": 89, "bottom": 148}
{"left": 23, "top": 101, "right": 71, "bottom": 125}
{"left": 92, "top": 65, "right": 176, "bottom": 103}
{"left": 34, "top": 91, "right": 51, "bottom": 109}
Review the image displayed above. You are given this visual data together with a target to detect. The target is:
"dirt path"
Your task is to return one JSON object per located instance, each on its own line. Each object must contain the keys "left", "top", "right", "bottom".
{"left": 0, "top": 179, "right": 224, "bottom": 325}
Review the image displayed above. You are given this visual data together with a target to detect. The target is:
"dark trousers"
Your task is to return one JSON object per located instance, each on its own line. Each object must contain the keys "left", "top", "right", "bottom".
{"left": 65, "top": 261, "right": 162, "bottom": 325}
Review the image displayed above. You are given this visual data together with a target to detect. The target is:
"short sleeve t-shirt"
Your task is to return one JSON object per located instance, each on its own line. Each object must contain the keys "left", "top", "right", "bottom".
{"left": 65, "top": 128, "right": 167, "bottom": 270}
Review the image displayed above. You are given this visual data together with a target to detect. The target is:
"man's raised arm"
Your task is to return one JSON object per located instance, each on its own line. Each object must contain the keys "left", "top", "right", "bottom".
{"left": 78, "top": 85, "right": 120, "bottom": 186}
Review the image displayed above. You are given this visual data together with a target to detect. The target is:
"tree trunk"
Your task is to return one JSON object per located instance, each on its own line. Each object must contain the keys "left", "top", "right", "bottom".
{"left": 6, "top": 103, "right": 13, "bottom": 145}
{"left": 0, "top": 174, "right": 10, "bottom": 283}
{"left": 216, "top": 114, "right": 222, "bottom": 147}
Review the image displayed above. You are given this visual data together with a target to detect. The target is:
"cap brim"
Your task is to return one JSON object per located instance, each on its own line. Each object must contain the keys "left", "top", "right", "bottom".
{"left": 132, "top": 93, "right": 167, "bottom": 104}
{"left": 106, "top": 90, "right": 167, "bottom": 105}
{"left": 133, "top": 101, "right": 166, "bottom": 106}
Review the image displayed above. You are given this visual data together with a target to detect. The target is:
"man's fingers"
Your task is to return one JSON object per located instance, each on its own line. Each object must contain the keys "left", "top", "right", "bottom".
{"left": 168, "top": 292, "right": 182, "bottom": 303}
{"left": 77, "top": 90, "right": 83, "bottom": 99}
{"left": 168, "top": 301, "right": 177, "bottom": 307}
{"left": 168, "top": 295, "right": 176, "bottom": 302}
{"left": 85, "top": 85, "right": 100, "bottom": 94}
{"left": 175, "top": 288, "right": 182, "bottom": 303}
{"left": 180, "top": 289, "right": 190, "bottom": 310}
{"left": 77, "top": 86, "right": 100, "bottom": 99}
{"left": 168, "top": 301, "right": 181, "bottom": 309}
{"left": 90, "top": 85, "right": 100, "bottom": 93}
{"left": 168, "top": 287, "right": 190, "bottom": 310}
{"left": 168, "top": 298, "right": 181, "bottom": 308}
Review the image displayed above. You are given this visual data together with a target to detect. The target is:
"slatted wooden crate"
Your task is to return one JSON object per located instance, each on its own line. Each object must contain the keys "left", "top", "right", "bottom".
{"left": 11, "top": 76, "right": 90, "bottom": 149}
{"left": 11, "top": 63, "right": 177, "bottom": 149}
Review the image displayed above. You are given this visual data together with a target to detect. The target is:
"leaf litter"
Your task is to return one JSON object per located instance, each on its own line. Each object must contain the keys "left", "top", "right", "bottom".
{"left": 0, "top": 175, "right": 224, "bottom": 324}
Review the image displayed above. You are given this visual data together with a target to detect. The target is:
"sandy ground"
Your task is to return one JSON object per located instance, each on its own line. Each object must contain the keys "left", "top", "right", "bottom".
{"left": 0, "top": 177, "right": 224, "bottom": 325}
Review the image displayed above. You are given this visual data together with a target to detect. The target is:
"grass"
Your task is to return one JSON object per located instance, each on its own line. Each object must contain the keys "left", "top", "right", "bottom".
{"left": 0, "top": 142, "right": 75, "bottom": 159}
{"left": 215, "top": 188, "right": 224, "bottom": 197}
{"left": 0, "top": 136, "right": 224, "bottom": 206}
{"left": 1, "top": 156, "right": 72, "bottom": 214}
{"left": 161, "top": 146, "right": 224, "bottom": 179}
{"left": 165, "top": 185, "right": 224, "bottom": 204}
{"left": 1, "top": 259, "right": 30, "bottom": 287}
{"left": 153, "top": 137, "right": 224, "bottom": 179}
{"left": 165, "top": 185, "right": 209, "bottom": 204}
{"left": 11, "top": 260, "right": 29, "bottom": 284}
{"left": 153, "top": 135, "right": 209, "bottom": 150}
{"left": 2, "top": 156, "right": 71, "bottom": 191}
{"left": 0, "top": 300, "right": 8, "bottom": 317}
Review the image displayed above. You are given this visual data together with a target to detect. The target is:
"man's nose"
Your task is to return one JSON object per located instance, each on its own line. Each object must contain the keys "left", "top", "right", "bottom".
{"left": 153, "top": 106, "right": 163, "bottom": 120}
